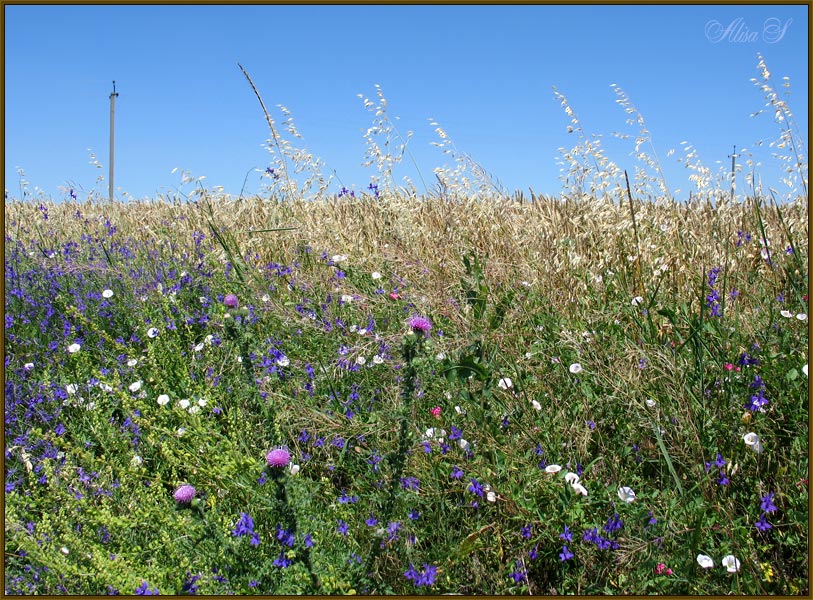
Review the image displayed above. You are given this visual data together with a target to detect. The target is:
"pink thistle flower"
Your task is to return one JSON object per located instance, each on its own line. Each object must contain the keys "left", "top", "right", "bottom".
{"left": 430, "top": 406, "right": 441, "bottom": 419}
{"left": 173, "top": 484, "right": 196, "bottom": 503}
{"left": 223, "top": 294, "right": 239, "bottom": 309}
{"left": 408, "top": 315, "right": 432, "bottom": 336}
{"left": 266, "top": 447, "right": 291, "bottom": 468}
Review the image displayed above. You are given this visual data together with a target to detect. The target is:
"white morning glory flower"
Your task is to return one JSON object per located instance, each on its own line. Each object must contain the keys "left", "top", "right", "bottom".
{"left": 128, "top": 381, "right": 142, "bottom": 393}
{"left": 127, "top": 358, "right": 138, "bottom": 367}
{"left": 696, "top": 554, "right": 714, "bottom": 569}
{"left": 631, "top": 296, "right": 644, "bottom": 306}
{"left": 569, "top": 363, "right": 583, "bottom": 374}
{"left": 178, "top": 399, "right": 190, "bottom": 410}
{"left": 618, "top": 486, "right": 636, "bottom": 503}
{"left": 66, "top": 383, "right": 78, "bottom": 395}
{"left": 193, "top": 342, "right": 205, "bottom": 352}
{"left": 803, "top": 364, "right": 808, "bottom": 377}
{"left": 277, "top": 355, "right": 290, "bottom": 367}
{"left": 645, "top": 398, "right": 657, "bottom": 408}
{"left": 721, "top": 554, "right": 740, "bottom": 573}
{"left": 498, "top": 377, "right": 513, "bottom": 390}
{"left": 188, "top": 405, "right": 200, "bottom": 415}
{"left": 67, "top": 343, "right": 81, "bottom": 354}
{"left": 457, "top": 438, "right": 471, "bottom": 451}
{"left": 531, "top": 399, "right": 542, "bottom": 411}
{"left": 796, "top": 313, "right": 807, "bottom": 321}
{"left": 564, "top": 472, "right": 580, "bottom": 485}
{"left": 157, "top": 394, "right": 170, "bottom": 406}
{"left": 147, "top": 327, "right": 159, "bottom": 338}
{"left": 102, "top": 289, "right": 114, "bottom": 298}
{"left": 780, "top": 310, "right": 793, "bottom": 318}
{"left": 545, "top": 464, "right": 563, "bottom": 474}
{"left": 371, "top": 271, "right": 382, "bottom": 280}
{"left": 743, "top": 432, "right": 763, "bottom": 453}
{"left": 373, "top": 355, "right": 384, "bottom": 365}
{"left": 197, "top": 398, "right": 207, "bottom": 407}
{"left": 571, "top": 482, "right": 589, "bottom": 496}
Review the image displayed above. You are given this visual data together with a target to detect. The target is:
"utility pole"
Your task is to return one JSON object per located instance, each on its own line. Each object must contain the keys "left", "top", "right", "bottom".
{"left": 109, "top": 81, "right": 119, "bottom": 201}
{"left": 728, "top": 145, "right": 738, "bottom": 202}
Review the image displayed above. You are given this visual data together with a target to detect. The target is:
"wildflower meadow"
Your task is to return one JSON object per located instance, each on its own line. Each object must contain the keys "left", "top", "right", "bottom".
{"left": 3, "top": 54, "right": 809, "bottom": 594}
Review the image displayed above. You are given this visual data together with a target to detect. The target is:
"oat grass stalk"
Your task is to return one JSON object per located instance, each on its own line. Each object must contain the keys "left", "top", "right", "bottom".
{"left": 238, "top": 62, "right": 297, "bottom": 201}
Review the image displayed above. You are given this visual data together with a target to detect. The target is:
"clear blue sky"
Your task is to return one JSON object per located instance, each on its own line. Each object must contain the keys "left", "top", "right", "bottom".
{"left": 4, "top": 4, "right": 808, "bottom": 201}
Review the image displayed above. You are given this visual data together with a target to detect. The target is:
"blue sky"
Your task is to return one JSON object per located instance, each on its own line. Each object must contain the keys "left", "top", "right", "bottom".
{"left": 4, "top": 4, "right": 808, "bottom": 201}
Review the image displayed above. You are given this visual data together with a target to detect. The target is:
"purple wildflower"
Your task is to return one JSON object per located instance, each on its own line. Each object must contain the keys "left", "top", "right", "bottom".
{"left": 173, "top": 484, "right": 196, "bottom": 503}
{"left": 408, "top": 315, "right": 432, "bottom": 336}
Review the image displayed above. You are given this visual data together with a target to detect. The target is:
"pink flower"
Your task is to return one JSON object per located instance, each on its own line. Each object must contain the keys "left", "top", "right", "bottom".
{"left": 389, "top": 291, "right": 401, "bottom": 300}
{"left": 173, "top": 484, "right": 196, "bottom": 503}
{"left": 724, "top": 363, "right": 740, "bottom": 372}
{"left": 266, "top": 447, "right": 291, "bottom": 468}
{"left": 223, "top": 294, "right": 239, "bottom": 309}
{"left": 430, "top": 406, "right": 441, "bottom": 419}
{"left": 408, "top": 316, "right": 432, "bottom": 336}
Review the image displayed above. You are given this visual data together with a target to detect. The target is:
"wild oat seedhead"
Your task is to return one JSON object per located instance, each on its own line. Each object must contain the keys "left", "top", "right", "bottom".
{"left": 359, "top": 84, "right": 421, "bottom": 195}
{"left": 750, "top": 53, "right": 808, "bottom": 200}
{"left": 553, "top": 86, "right": 621, "bottom": 201}
{"left": 610, "top": 84, "right": 672, "bottom": 201}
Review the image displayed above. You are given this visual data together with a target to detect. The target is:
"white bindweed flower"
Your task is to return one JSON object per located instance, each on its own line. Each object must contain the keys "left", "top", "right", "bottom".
{"left": 498, "top": 377, "right": 513, "bottom": 390}
{"left": 99, "top": 383, "right": 113, "bottom": 393}
{"left": 531, "top": 399, "right": 542, "bottom": 411}
{"left": 193, "top": 342, "right": 205, "bottom": 352}
{"left": 128, "top": 381, "right": 142, "bottom": 393}
{"left": 356, "top": 356, "right": 366, "bottom": 366}
{"left": 131, "top": 455, "right": 143, "bottom": 467}
{"left": 341, "top": 294, "right": 354, "bottom": 303}
{"left": 23, "top": 362, "right": 34, "bottom": 371}
{"left": 197, "top": 398, "right": 207, "bottom": 407}
{"left": 780, "top": 310, "right": 793, "bottom": 318}
{"left": 486, "top": 490, "right": 497, "bottom": 502}
{"left": 436, "top": 351, "right": 446, "bottom": 361}
{"left": 645, "top": 398, "right": 657, "bottom": 408}
{"left": 147, "top": 327, "right": 159, "bottom": 338}
{"left": 618, "top": 486, "right": 636, "bottom": 503}
{"left": 178, "top": 399, "right": 190, "bottom": 410}
{"left": 545, "top": 464, "right": 562, "bottom": 474}
{"left": 176, "top": 427, "right": 186, "bottom": 437}
{"left": 569, "top": 363, "right": 583, "bottom": 374}
{"left": 331, "top": 254, "right": 347, "bottom": 263}
{"left": 796, "top": 313, "right": 807, "bottom": 321}
{"left": 277, "top": 355, "right": 290, "bottom": 367}
{"left": 457, "top": 438, "right": 470, "bottom": 451}
{"left": 289, "top": 463, "right": 300, "bottom": 475}
{"left": 102, "top": 289, "right": 114, "bottom": 298}
{"left": 67, "top": 343, "right": 81, "bottom": 354}
{"left": 424, "top": 428, "right": 446, "bottom": 441}
{"left": 188, "top": 405, "right": 200, "bottom": 415}
{"left": 721, "top": 554, "right": 740, "bottom": 573}
{"left": 261, "top": 294, "right": 270, "bottom": 303}
{"left": 743, "top": 432, "right": 763, "bottom": 453}
{"left": 66, "top": 383, "right": 78, "bottom": 395}
{"left": 127, "top": 358, "right": 138, "bottom": 367}
{"left": 60, "top": 546, "right": 70, "bottom": 555}
{"left": 631, "top": 296, "right": 644, "bottom": 306}
{"left": 157, "top": 394, "right": 170, "bottom": 406}
{"left": 571, "top": 482, "right": 589, "bottom": 496}
{"left": 371, "top": 271, "right": 382, "bottom": 280}
{"left": 564, "top": 472, "right": 580, "bottom": 485}
{"left": 372, "top": 355, "right": 384, "bottom": 365}
{"left": 696, "top": 554, "right": 714, "bottom": 569}
{"left": 803, "top": 364, "right": 808, "bottom": 377}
